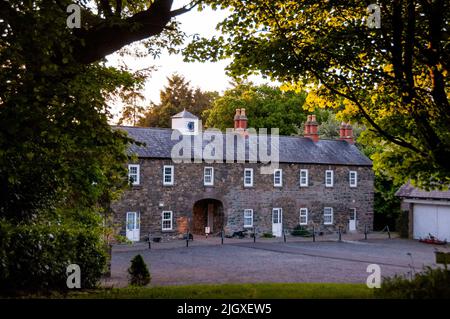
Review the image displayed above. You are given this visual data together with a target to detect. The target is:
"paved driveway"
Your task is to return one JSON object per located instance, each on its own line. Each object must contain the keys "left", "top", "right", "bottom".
{"left": 105, "top": 238, "right": 448, "bottom": 287}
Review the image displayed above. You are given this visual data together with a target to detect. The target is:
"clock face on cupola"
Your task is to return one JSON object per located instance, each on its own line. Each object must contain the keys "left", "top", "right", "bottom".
{"left": 171, "top": 109, "right": 199, "bottom": 135}
{"left": 186, "top": 121, "right": 195, "bottom": 132}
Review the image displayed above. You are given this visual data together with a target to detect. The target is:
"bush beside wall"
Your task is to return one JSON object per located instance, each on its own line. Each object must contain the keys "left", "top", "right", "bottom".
{"left": 0, "top": 214, "right": 107, "bottom": 293}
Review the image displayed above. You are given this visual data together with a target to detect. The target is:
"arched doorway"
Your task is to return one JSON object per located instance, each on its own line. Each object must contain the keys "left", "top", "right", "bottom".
{"left": 192, "top": 199, "right": 224, "bottom": 235}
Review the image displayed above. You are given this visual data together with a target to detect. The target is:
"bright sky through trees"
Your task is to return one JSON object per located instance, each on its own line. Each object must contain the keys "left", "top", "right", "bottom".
{"left": 106, "top": 1, "right": 274, "bottom": 117}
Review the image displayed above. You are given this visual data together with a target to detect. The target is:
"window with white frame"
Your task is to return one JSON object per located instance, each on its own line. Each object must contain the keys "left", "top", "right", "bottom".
{"left": 325, "top": 170, "right": 334, "bottom": 187}
{"left": 349, "top": 171, "right": 357, "bottom": 187}
{"left": 324, "top": 207, "right": 333, "bottom": 225}
{"left": 243, "top": 209, "right": 253, "bottom": 228}
{"left": 299, "top": 208, "right": 308, "bottom": 225}
{"left": 162, "top": 211, "right": 173, "bottom": 230}
{"left": 300, "top": 169, "right": 308, "bottom": 187}
{"left": 274, "top": 169, "right": 282, "bottom": 187}
{"left": 128, "top": 164, "right": 140, "bottom": 185}
{"left": 244, "top": 168, "right": 253, "bottom": 187}
{"left": 163, "top": 165, "right": 174, "bottom": 186}
{"left": 126, "top": 211, "right": 140, "bottom": 231}
{"left": 204, "top": 167, "right": 214, "bottom": 186}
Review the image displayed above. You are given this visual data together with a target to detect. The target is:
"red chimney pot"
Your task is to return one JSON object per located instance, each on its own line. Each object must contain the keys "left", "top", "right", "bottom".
{"left": 304, "top": 114, "right": 319, "bottom": 142}
{"left": 239, "top": 108, "right": 248, "bottom": 130}
{"left": 234, "top": 109, "right": 241, "bottom": 129}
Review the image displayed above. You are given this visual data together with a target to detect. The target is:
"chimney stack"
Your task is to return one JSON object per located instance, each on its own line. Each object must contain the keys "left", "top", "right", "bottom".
{"left": 234, "top": 108, "right": 241, "bottom": 129}
{"left": 304, "top": 115, "right": 312, "bottom": 135}
{"left": 239, "top": 108, "right": 248, "bottom": 130}
{"left": 304, "top": 114, "right": 319, "bottom": 142}
{"left": 339, "top": 122, "right": 354, "bottom": 144}
{"left": 233, "top": 108, "right": 248, "bottom": 136}
{"left": 339, "top": 122, "right": 346, "bottom": 138}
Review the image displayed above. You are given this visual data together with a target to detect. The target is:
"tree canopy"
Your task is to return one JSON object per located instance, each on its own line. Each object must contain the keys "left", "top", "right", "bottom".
{"left": 0, "top": 0, "right": 195, "bottom": 290}
{"left": 139, "top": 74, "right": 218, "bottom": 127}
{"left": 0, "top": 0, "right": 193, "bottom": 64}
{"left": 116, "top": 68, "right": 153, "bottom": 126}
{"left": 0, "top": 0, "right": 198, "bottom": 218}
{"left": 204, "top": 83, "right": 307, "bottom": 135}
{"left": 186, "top": 0, "right": 450, "bottom": 189}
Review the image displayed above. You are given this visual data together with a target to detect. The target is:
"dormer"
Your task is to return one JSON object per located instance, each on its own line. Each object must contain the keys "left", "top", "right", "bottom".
{"left": 171, "top": 109, "right": 199, "bottom": 135}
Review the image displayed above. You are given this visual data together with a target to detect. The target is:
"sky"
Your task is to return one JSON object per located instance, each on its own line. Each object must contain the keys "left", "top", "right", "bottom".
{"left": 106, "top": 1, "right": 272, "bottom": 120}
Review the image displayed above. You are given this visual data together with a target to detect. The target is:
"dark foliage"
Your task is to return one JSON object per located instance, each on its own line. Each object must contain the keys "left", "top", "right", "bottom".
{"left": 128, "top": 254, "right": 151, "bottom": 286}
{"left": 375, "top": 266, "right": 450, "bottom": 299}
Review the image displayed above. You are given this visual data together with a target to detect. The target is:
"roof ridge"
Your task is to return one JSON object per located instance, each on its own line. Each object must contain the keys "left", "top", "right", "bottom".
{"left": 113, "top": 125, "right": 173, "bottom": 131}
{"left": 114, "top": 126, "right": 351, "bottom": 142}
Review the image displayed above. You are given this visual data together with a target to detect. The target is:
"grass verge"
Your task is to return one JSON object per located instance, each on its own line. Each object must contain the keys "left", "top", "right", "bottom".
{"left": 69, "top": 283, "right": 374, "bottom": 299}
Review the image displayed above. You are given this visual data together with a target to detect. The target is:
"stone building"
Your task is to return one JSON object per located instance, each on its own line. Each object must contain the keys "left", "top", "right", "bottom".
{"left": 112, "top": 109, "right": 374, "bottom": 241}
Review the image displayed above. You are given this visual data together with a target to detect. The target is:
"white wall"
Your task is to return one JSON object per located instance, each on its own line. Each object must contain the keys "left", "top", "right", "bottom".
{"left": 171, "top": 118, "right": 199, "bottom": 135}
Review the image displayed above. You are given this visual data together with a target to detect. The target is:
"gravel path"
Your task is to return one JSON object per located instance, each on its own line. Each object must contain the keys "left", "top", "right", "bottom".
{"left": 104, "top": 238, "right": 448, "bottom": 287}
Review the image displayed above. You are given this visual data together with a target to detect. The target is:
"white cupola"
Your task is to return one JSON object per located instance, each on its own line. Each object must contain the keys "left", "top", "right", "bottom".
{"left": 171, "top": 109, "right": 199, "bottom": 135}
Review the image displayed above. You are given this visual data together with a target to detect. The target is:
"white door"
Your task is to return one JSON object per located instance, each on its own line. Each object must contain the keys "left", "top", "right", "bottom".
{"left": 272, "top": 208, "right": 282, "bottom": 237}
{"left": 349, "top": 209, "right": 357, "bottom": 231}
{"left": 412, "top": 204, "right": 450, "bottom": 240}
{"left": 437, "top": 206, "right": 450, "bottom": 241}
{"left": 413, "top": 204, "right": 437, "bottom": 240}
{"left": 126, "top": 212, "right": 140, "bottom": 242}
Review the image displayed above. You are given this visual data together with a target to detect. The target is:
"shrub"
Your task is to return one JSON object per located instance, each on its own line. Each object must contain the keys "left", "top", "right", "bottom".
{"left": 128, "top": 254, "right": 151, "bottom": 286}
{"left": 0, "top": 210, "right": 107, "bottom": 294}
{"left": 291, "top": 225, "right": 312, "bottom": 237}
{"left": 262, "top": 232, "right": 275, "bottom": 238}
{"left": 395, "top": 211, "right": 409, "bottom": 238}
{"left": 375, "top": 266, "right": 450, "bottom": 299}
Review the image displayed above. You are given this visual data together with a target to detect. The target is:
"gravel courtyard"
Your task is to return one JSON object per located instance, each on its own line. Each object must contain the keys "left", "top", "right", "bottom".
{"left": 105, "top": 237, "right": 449, "bottom": 287}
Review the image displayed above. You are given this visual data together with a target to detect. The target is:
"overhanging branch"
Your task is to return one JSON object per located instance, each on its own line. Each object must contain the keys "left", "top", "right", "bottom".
{"left": 100, "top": 0, "right": 113, "bottom": 17}
{"left": 316, "top": 71, "right": 426, "bottom": 156}
{"left": 261, "top": 2, "right": 427, "bottom": 156}
{"left": 73, "top": 0, "right": 197, "bottom": 64}
{"left": 170, "top": 0, "right": 200, "bottom": 17}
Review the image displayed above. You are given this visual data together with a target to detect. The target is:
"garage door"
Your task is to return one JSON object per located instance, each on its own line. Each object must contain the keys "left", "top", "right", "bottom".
{"left": 413, "top": 204, "right": 450, "bottom": 241}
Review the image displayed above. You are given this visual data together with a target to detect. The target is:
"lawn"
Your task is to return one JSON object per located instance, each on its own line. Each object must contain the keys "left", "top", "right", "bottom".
{"left": 69, "top": 283, "right": 374, "bottom": 299}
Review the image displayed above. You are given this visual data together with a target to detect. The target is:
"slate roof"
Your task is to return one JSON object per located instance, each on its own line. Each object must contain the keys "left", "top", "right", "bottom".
{"left": 396, "top": 182, "right": 450, "bottom": 200}
{"left": 114, "top": 126, "right": 373, "bottom": 166}
{"left": 171, "top": 109, "right": 198, "bottom": 119}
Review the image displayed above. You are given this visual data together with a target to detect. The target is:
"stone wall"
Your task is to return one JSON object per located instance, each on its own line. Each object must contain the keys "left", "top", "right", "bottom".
{"left": 111, "top": 159, "right": 374, "bottom": 241}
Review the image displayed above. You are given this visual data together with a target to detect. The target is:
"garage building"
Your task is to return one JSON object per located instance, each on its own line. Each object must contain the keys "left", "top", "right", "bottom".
{"left": 396, "top": 183, "right": 450, "bottom": 241}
